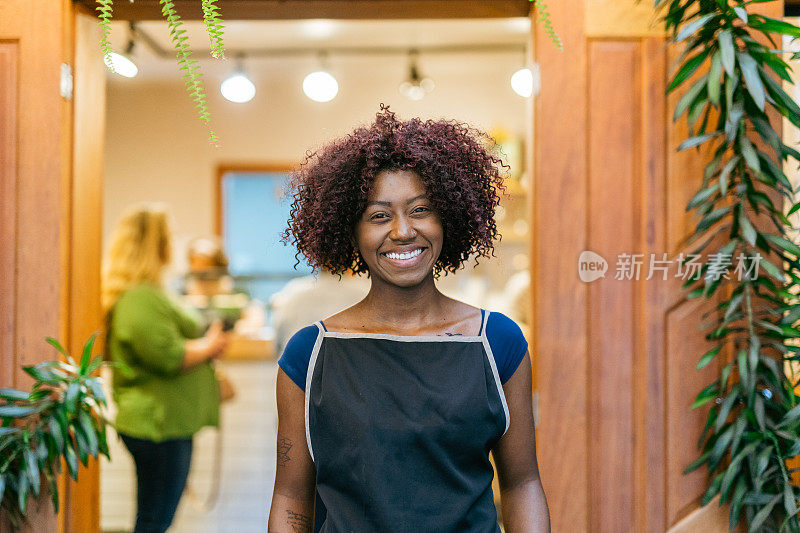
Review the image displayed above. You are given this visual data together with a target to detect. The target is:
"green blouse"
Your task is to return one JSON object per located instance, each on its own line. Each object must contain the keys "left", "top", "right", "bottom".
{"left": 108, "top": 283, "right": 220, "bottom": 442}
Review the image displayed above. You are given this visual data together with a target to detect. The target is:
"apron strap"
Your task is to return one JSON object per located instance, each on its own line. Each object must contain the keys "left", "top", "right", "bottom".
{"left": 480, "top": 311, "right": 510, "bottom": 435}
{"left": 304, "top": 321, "right": 325, "bottom": 463}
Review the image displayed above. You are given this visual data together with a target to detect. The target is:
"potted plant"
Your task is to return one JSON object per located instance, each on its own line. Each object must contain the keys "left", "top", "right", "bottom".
{"left": 0, "top": 335, "right": 110, "bottom": 530}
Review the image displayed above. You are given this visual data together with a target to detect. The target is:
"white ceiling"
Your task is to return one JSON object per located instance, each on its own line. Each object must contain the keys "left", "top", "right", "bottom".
{"left": 107, "top": 18, "right": 530, "bottom": 79}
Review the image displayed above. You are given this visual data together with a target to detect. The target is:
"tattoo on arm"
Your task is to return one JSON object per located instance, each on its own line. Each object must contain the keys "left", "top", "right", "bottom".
{"left": 286, "top": 509, "right": 312, "bottom": 532}
{"left": 277, "top": 437, "right": 293, "bottom": 467}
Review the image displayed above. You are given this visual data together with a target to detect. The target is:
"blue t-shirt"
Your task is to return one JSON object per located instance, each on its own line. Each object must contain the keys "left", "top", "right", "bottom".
{"left": 278, "top": 310, "right": 528, "bottom": 391}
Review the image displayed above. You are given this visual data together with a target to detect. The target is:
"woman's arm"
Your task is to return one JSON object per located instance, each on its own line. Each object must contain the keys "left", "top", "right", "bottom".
{"left": 492, "top": 351, "right": 551, "bottom": 533}
{"left": 269, "top": 369, "right": 317, "bottom": 532}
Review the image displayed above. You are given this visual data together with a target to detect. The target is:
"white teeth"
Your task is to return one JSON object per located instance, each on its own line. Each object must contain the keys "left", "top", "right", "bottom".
{"left": 385, "top": 248, "right": 423, "bottom": 260}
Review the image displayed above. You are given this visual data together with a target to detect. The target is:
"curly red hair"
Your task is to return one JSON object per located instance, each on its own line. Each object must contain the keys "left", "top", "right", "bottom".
{"left": 282, "top": 105, "right": 509, "bottom": 277}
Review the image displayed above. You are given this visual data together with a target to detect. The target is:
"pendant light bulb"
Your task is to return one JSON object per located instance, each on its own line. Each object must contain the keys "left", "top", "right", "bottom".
{"left": 303, "top": 70, "right": 339, "bottom": 102}
{"left": 105, "top": 52, "right": 138, "bottom": 78}
{"left": 510, "top": 68, "right": 533, "bottom": 98}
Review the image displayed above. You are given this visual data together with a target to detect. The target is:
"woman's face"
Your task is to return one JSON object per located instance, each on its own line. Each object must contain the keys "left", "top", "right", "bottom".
{"left": 354, "top": 169, "right": 443, "bottom": 288}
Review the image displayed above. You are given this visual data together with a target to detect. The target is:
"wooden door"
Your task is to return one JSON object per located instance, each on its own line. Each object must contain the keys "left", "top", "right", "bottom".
{"left": 0, "top": 2, "right": 105, "bottom": 532}
{"left": 531, "top": 1, "right": 782, "bottom": 531}
{"left": 0, "top": 0, "right": 72, "bottom": 531}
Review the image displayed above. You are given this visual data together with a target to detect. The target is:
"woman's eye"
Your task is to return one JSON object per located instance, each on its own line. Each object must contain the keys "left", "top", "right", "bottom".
{"left": 412, "top": 206, "right": 429, "bottom": 214}
{"left": 370, "top": 213, "right": 388, "bottom": 220}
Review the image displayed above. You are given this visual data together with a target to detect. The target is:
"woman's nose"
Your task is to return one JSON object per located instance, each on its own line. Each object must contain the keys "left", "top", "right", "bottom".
{"left": 389, "top": 215, "right": 417, "bottom": 241}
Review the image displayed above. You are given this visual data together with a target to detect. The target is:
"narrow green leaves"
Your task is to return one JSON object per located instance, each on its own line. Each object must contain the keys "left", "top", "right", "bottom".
{"left": 737, "top": 52, "right": 765, "bottom": 111}
{"left": 718, "top": 30, "right": 736, "bottom": 77}
{"left": 669, "top": 48, "right": 711, "bottom": 93}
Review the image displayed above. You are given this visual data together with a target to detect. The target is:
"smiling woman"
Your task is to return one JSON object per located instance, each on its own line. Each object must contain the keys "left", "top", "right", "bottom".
{"left": 270, "top": 106, "right": 550, "bottom": 532}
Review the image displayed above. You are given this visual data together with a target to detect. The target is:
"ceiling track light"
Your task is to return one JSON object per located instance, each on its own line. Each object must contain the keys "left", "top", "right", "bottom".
{"left": 220, "top": 54, "right": 256, "bottom": 103}
{"left": 302, "top": 51, "right": 338, "bottom": 103}
{"left": 399, "top": 49, "right": 434, "bottom": 101}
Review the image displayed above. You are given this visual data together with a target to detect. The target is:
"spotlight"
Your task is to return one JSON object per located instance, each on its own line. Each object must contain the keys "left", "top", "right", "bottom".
{"left": 105, "top": 23, "right": 138, "bottom": 78}
{"left": 221, "top": 56, "right": 256, "bottom": 103}
{"left": 105, "top": 52, "right": 138, "bottom": 78}
{"left": 303, "top": 70, "right": 338, "bottom": 102}
{"left": 511, "top": 64, "right": 540, "bottom": 98}
{"left": 399, "top": 50, "right": 434, "bottom": 101}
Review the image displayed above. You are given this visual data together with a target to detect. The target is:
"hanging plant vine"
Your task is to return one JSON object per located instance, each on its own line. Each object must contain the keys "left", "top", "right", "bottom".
{"left": 661, "top": 0, "right": 800, "bottom": 530}
{"left": 95, "top": 0, "right": 224, "bottom": 146}
{"left": 531, "top": 0, "right": 563, "bottom": 50}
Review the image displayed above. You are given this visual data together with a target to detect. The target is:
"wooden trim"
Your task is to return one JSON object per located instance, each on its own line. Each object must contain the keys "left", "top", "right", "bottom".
{"left": 75, "top": 0, "right": 532, "bottom": 21}
{"left": 214, "top": 162, "right": 296, "bottom": 238}
{"left": 0, "top": 42, "right": 18, "bottom": 390}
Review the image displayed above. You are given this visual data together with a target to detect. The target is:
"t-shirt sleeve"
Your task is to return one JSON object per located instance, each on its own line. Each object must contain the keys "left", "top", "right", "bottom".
{"left": 277, "top": 325, "right": 321, "bottom": 391}
{"left": 486, "top": 311, "right": 529, "bottom": 384}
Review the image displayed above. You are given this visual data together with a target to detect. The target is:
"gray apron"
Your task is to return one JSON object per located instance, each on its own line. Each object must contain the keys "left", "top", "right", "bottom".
{"left": 305, "top": 309, "right": 510, "bottom": 533}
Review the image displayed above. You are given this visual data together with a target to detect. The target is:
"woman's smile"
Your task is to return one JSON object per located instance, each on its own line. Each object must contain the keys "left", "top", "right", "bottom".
{"left": 380, "top": 246, "right": 427, "bottom": 267}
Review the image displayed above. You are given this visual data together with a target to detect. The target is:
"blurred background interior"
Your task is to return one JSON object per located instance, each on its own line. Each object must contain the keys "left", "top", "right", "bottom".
{"left": 99, "top": 17, "right": 533, "bottom": 533}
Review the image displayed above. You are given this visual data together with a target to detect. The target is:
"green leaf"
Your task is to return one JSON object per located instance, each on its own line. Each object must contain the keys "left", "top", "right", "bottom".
{"left": 721, "top": 441, "right": 758, "bottom": 503}
{"left": 0, "top": 388, "right": 29, "bottom": 401}
{"left": 64, "top": 440, "right": 78, "bottom": 480}
{"left": 778, "top": 401, "right": 800, "bottom": 428}
{"left": 701, "top": 471, "right": 724, "bottom": 506}
{"left": 86, "top": 377, "right": 106, "bottom": 405}
{"left": 697, "top": 345, "right": 722, "bottom": 370}
{"left": 759, "top": 256, "right": 784, "bottom": 282}
{"left": 684, "top": 449, "right": 711, "bottom": 474}
{"left": 48, "top": 415, "right": 64, "bottom": 452}
{"left": 687, "top": 183, "right": 718, "bottom": 211}
{"left": 65, "top": 382, "right": 80, "bottom": 414}
{"left": 45, "top": 337, "right": 74, "bottom": 364}
{"left": 668, "top": 48, "right": 711, "bottom": 93}
{"left": 788, "top": 200, "right": 800, "bottom": 217}
{"left": 674, "top": 74, "right": 709, "bottom": 122}
{"left": 24, "top": 448, "right": 39, "bottom": 495}
{"left": 707, "top": 52, "right": 722, "bottom": 106}
{"left": 729, "top": 477, "right": 747, "bottom": 527}
{"left": 78, "top": 411, "right": 99, "bottom": 457}
{"left": 715, "top": 387, "right": 739, "bottom": 432}
{"left": 718, "top": 30, "right": 736, "bottom": 77}
{"left": 763, "top": 233, "right": 800, "bottom": 258}
{"left": 718, "top": 156, "right": 739, "bottom": 197}
{"left": 693, "top": 382, "right": 719, "bottom": 409}
{"left": 737, "top": 52, "right": 765, "bottom": 111}
{"left": 79, "top": 333, "right": 98, "bottom": 374}
{"left": 783, "top": 483, "right": 798, "bottom": 518}
{"left": 748, "top": 15, "right": 800, "bottom": 38}
{"left": 754, "top": 394, "right": 765, "bottom": 431}
{"left": 739, "top": 135, "right": 761, "bottom": 173}
{"left": 0, "top": 405, "right": 35, "bottom": 418}
{"left": 676, "top": 13, "right": 716, "bottom": 42}
{"left": 696, "top": 204, "right": 733, "bottom": 233}
{"left": 749, "top": 494, "right": 781, "bottom": 532}
{"left": 739, "top": 212, "right": 757, "bottom": 246}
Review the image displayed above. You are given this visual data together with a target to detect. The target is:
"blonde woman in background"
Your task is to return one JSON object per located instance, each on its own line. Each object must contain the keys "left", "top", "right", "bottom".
{"left": 102, "top": 204, "right": 229, "bottom": 533}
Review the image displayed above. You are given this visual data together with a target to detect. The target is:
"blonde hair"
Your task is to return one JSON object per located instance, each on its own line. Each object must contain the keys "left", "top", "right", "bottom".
{"left": 102, "top": 203, "right": 172, "bottom": 314}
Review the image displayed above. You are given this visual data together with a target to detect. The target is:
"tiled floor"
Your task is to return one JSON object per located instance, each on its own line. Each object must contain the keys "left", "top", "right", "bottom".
{"left": 100, "top": 360, "right": 279, "bottom": 533}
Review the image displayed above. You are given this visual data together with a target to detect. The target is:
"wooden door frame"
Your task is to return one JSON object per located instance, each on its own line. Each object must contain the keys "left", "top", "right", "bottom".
{"left": 214, "top": 163, "right": 296, "bottom": 237}
{"left": 71, "top": 3, "right": 536, "bottom": 532}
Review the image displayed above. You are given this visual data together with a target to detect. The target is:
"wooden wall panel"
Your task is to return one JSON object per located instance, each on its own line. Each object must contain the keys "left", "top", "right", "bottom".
{"left": 0, "top": 0, "right": 71, "bottom": 530}
{"left": 664, "top": 294, "right": 722, "bottom": 524}
{"left": 587, "top": 40, "right": 639, "bottom": 532}
{"left": 532, "top": 1, "right": 590, "bottom": 530}
{"left": 63, "top": 11, "right": 106, "bottom": 533}
{"left": 0, "top": 43, "right": 18, "bottom": 389}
